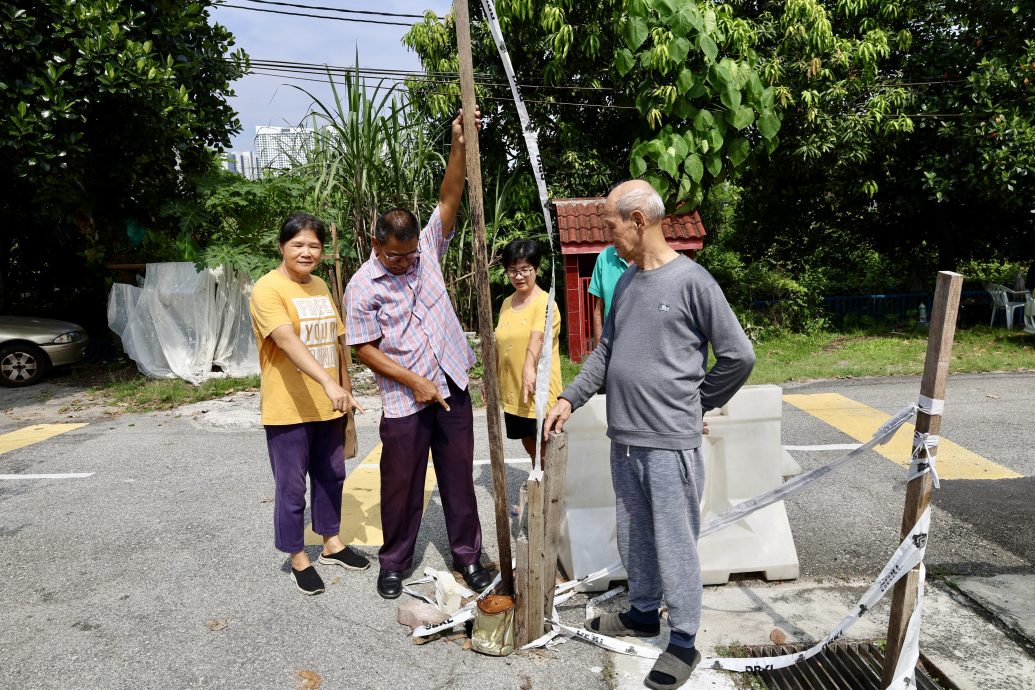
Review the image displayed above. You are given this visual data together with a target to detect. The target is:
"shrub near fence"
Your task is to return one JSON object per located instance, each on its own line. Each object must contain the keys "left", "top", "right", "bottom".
{"left": 752, "top": 291, "right": 993, "bottom": 330}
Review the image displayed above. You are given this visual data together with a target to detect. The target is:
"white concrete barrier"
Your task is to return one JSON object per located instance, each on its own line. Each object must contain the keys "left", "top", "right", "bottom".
{"left": 558, "top": 385, "right": 800, "bottom": 591}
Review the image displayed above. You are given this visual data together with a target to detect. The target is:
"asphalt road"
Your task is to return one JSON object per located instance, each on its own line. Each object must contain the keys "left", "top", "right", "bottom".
{"left": 1, "top": 370, "right": 1032, "bottom": 689}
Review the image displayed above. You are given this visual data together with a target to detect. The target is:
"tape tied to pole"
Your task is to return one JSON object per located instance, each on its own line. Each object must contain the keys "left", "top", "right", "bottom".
{"left": 908, "top": 431, "right": 940, "bottom": 487}
{"left": 916, "top": 394, "right": 945, "bottom": 416}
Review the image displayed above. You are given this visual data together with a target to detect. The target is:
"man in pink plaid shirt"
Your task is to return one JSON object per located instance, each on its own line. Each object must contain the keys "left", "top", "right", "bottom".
{"left": 344, "top": 108, "right": 491, "bottom": 600}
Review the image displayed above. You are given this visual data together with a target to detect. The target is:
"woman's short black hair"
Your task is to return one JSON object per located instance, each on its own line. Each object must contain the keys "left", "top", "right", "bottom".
{"left": 279, "top": 212, "right": 327, "bottom": 245}
{"left": 501, "top": 238, "right": 542, "bottom": 269}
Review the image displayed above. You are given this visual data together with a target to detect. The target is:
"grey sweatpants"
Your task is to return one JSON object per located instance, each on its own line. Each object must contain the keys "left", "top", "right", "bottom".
{"left": 611, "top": 443, "right": 705, "bottom": 636}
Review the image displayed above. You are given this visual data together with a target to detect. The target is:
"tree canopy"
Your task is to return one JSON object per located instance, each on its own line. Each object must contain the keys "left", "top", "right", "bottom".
{"left": 0, "top": 0, "right": 247, "bottom": 319}
{"left": 404, "top": 0, "right": 1035, "bottom": 326}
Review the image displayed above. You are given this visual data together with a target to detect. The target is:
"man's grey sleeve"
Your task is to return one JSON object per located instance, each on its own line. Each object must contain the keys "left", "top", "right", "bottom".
{"left": 559, "top": 289, "right": 616, "bottom": 410}
{"left": 698, "top": 283, "right": 756, "bottom": 412}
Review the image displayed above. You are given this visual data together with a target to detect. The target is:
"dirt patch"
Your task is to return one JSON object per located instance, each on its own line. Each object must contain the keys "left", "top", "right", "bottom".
{"left": 820, "top": 335, "right": 880, "bottom": 352}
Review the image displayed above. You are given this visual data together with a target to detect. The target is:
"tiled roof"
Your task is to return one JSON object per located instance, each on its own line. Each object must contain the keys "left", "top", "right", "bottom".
{"left": 553, "top": 197, "right": 707, "bottom": 245}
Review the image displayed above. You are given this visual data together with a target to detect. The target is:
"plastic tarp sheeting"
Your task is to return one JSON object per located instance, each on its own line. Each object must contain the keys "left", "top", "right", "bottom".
{"left": 107, "top": 262, "right": 260, "bottom": 384}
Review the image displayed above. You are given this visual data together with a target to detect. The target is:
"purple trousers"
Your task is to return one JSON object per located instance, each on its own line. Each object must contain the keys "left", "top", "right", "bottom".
{"left": 265, "top": 417, "right": 346, "bottom": 553}
{"left": 378, "top": 377, "right": 483, "bottom": 571}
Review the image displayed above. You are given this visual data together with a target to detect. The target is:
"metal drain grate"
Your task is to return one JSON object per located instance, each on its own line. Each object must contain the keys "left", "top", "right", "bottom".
{"left": 740, "top": 641, "right": 959, "bottom": 690}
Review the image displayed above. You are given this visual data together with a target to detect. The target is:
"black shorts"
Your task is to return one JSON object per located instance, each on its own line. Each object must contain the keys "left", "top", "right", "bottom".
{"left": 504, "top": 412, "right": 537, "bottom": 440}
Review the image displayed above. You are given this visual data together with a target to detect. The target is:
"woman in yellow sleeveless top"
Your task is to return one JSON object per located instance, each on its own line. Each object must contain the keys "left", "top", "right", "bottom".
{"left": 494, "top": 239, "right": 561, "bottom": 466}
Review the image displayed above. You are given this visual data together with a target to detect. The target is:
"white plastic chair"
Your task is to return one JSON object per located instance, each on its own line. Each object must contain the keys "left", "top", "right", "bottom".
{"left": 1025, "top": 294, "right": 1035, "bottom": 335}
{"left": 988, "top": 284, "right": 1026, "bottom": 328}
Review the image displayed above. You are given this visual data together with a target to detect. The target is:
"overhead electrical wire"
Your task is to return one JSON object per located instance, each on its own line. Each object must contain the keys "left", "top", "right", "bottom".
{"left": 228, "top": 0, "right": 427, "bottom": 19}
{"left": 246, "top": 70, "right": 638, "bottom": 109}
{"left": 215, "top": 2, "right": 414, "bottom": 26}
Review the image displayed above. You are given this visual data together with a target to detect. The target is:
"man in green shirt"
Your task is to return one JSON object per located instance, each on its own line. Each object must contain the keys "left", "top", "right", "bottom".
{"left": 588, "top": 244, "right": 630, "bottom": 344}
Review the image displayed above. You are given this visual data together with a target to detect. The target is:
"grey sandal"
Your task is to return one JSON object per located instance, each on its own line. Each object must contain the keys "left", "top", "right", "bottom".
{"left": 644, "top": 648, "right": 702, "bottom": 690}
{"left": 584, "top": 612, "right": 658, "bottom": 638}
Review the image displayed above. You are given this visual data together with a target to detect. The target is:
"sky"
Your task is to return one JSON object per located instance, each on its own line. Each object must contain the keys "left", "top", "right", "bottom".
{"left": 209, "top": 1, "right": 453, "bottom": 153}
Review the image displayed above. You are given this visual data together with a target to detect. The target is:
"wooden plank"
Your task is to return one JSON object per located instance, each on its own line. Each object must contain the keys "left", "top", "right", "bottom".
{"left": 453, "top": 0, "right": 512, "bottom": 595}
{"left": 541, "top": 431, "right": 568, "bottom": 616}
{"left": 525, "top": 470, "right": 546, "bottom": 641}
{"left": 882, "top": 271, "right": 962, "bottom": 685}
{"left": 330, "top": 222, "right": 351, "bottom": 367}
{"left": 513, "top": 535, "right": 529, "bottom": 646}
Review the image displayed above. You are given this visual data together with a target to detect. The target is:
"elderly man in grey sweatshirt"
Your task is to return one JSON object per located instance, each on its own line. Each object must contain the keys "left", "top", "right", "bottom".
{"left": 544, "top": 180, "right": 755, "bottom": 690}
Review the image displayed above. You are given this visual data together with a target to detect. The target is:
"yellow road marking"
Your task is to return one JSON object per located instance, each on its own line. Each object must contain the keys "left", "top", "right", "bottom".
{"left": 304, "top": 443, "right": 437, "bottom": 546}
{"left": 784, "top": 393, "right": 1020, "bottom": 481}
{"left": 0, "top": 424, "right": 88, "bottom": 455}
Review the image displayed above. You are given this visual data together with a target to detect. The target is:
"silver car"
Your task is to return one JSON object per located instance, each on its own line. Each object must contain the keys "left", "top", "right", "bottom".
{"left": 0, "top": 316, "right": 89, "bottom": 387}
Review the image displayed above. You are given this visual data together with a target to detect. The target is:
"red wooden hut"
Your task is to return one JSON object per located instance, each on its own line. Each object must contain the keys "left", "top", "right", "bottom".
{"left": 554, "top": 197, "right": 707, "bottom": 362}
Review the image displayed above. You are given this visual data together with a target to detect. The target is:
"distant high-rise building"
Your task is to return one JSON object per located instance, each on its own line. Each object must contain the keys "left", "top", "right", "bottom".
{"left": 255, "top": 126, "right": 314, "bottom": 171}
{"left": 218, "top": 151, "right": 258, "bottom": 180}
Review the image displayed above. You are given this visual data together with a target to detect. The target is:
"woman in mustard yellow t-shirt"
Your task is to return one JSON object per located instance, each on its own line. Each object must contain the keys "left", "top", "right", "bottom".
{"left": 494, "top": 239, "right": 562, "bottom": 466}
{"left": 249, "top": 213, "right": 368, "bottom": 596}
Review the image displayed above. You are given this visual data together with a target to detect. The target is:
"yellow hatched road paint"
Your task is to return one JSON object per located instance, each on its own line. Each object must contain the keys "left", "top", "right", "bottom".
{"left": 784, "top": 393, "right": 1020, "bottom": 481}
{"left": 304, "top": 443, "right": 437, "bottom": 546}
{"left": 0, "top": 424, "right": 88, "bottom": 455}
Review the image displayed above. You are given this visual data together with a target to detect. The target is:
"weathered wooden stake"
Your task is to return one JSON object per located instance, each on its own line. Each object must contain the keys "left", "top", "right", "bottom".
{"left": 525, "top": 470, "right": 546, "bottom": 641}
{"left": 513, "top": 433, "right": 569, "bottom": 645}
{"left": 541, "top": 432, "right": 568, "bottom": 615}
{"left": 330, "top": 222, "right": 351, "bottom": 367}
{"left": 881, "top": 271, "right": 963, "bottom": 685}
{"left": 454, "top": 0, "right": 513, "bottom": 594}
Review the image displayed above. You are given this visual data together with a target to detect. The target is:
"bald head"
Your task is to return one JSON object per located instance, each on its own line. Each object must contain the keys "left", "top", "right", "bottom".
{"left": 607, "top": 180, "right": 666, "bottom": 226}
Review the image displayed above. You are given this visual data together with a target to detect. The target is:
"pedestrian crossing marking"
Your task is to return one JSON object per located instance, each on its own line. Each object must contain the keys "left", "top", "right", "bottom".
{"left": 784, "top": 393, "right": 1020, "bottom": 480}
{"left": 304, "top": 443, "right": 437, "bottom": 547}
{"left": 0, "top": 424, "right": 88, "bottom": 455}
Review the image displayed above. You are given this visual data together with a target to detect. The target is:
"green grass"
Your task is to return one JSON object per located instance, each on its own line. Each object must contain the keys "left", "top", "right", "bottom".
{"left": 558, "top": 327, "right": 1035, "bottom": 386}
{"left": 91, "top": 370, "right": 260, "bottom": 413}
{"left": 748, "top": 326, "right": 1035, "bottom": 384}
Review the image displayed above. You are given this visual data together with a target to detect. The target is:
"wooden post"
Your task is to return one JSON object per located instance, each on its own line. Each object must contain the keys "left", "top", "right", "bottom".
{"left": 881, "top": 271, "right": 963, "bottom": 685}
{"left": 330, "top": 223, "right": 351, "bottom": 367}
{"left": 541, "top": 432, "right": 568, "bottom": 615}
{"left": 454, "top": 0, "right": 513, "bottom": 594}
{"left": 525, "top": 470, "right": 546, "bottom": 641}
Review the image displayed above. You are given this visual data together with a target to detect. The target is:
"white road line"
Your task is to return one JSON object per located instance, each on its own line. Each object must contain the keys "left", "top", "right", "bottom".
{"left": 783, "top": 444, "right": 862, "bottom": 451}
{"left": 0, "top": 473, "right": 95, "bottom": 480}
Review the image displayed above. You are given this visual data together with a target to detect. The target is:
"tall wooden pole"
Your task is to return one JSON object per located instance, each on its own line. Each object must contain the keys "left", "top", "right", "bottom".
{"left": 881, "top": 271, "right": 962, "bottom": 685}
{"left": 330, "top": 223, "right": 350, "bottom": 366}
{"left": 454, "top": 0, "right": 513, "bottom": 594}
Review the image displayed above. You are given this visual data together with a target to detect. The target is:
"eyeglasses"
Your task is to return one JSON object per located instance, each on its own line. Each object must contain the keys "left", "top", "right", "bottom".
{"left": 382, "top": 249, "right": 420, "bottom": 262}
{"left": 505, "top": 267, "right": 536, "bottom": 277}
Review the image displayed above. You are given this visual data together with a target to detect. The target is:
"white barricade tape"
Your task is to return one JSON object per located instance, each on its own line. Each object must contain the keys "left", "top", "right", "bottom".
{"left": 704, "top": 507, "right": 930, "bottom": 671}
{"left": 884, "top": 563, "right": 926, "bottom": 689}
{"left": 402, "top": 586, "right": 437, "bottom": 606}
{"left": 908, "top": 432, "right": 940, "bottom": 488}
{"left": 562, "top": 508, "right": 931, "bottom": 672}
{"left": 701, "top": 403, "right": 917, "bottom": 538}
{"left": 556, "top": 622, "right": 663, "bottom": 659}
{"left": 586, "top": 585, "right": 626, "bottom": 621}
{"left": 412, "top": 568, "right": 504, "bottom": 637}
{"left": 916, "top": 395, "right": 945, "bottom": 416}
{"left": 555, "top": 559, "right": 625, "bottom": 596}
{"left": 480, "top": 0, "right": 558, "bottom": 461}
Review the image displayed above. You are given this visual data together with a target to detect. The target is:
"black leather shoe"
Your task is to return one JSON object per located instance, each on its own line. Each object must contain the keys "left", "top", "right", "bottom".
{"left": 377, "top": 569, "right": 403, "bottom": 599}
{"left": 457, "top": 562, "right": 492, "bottom": 592}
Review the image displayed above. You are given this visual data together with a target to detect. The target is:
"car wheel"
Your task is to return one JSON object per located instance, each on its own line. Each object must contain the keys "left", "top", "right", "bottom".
{"left": 0, "top": 343, "right": 52, "bottom": 387}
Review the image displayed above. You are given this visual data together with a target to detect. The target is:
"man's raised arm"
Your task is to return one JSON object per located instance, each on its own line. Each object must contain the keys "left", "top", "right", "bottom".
{"left": 437, "top": 107, "right": 482, "bottom": 237}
